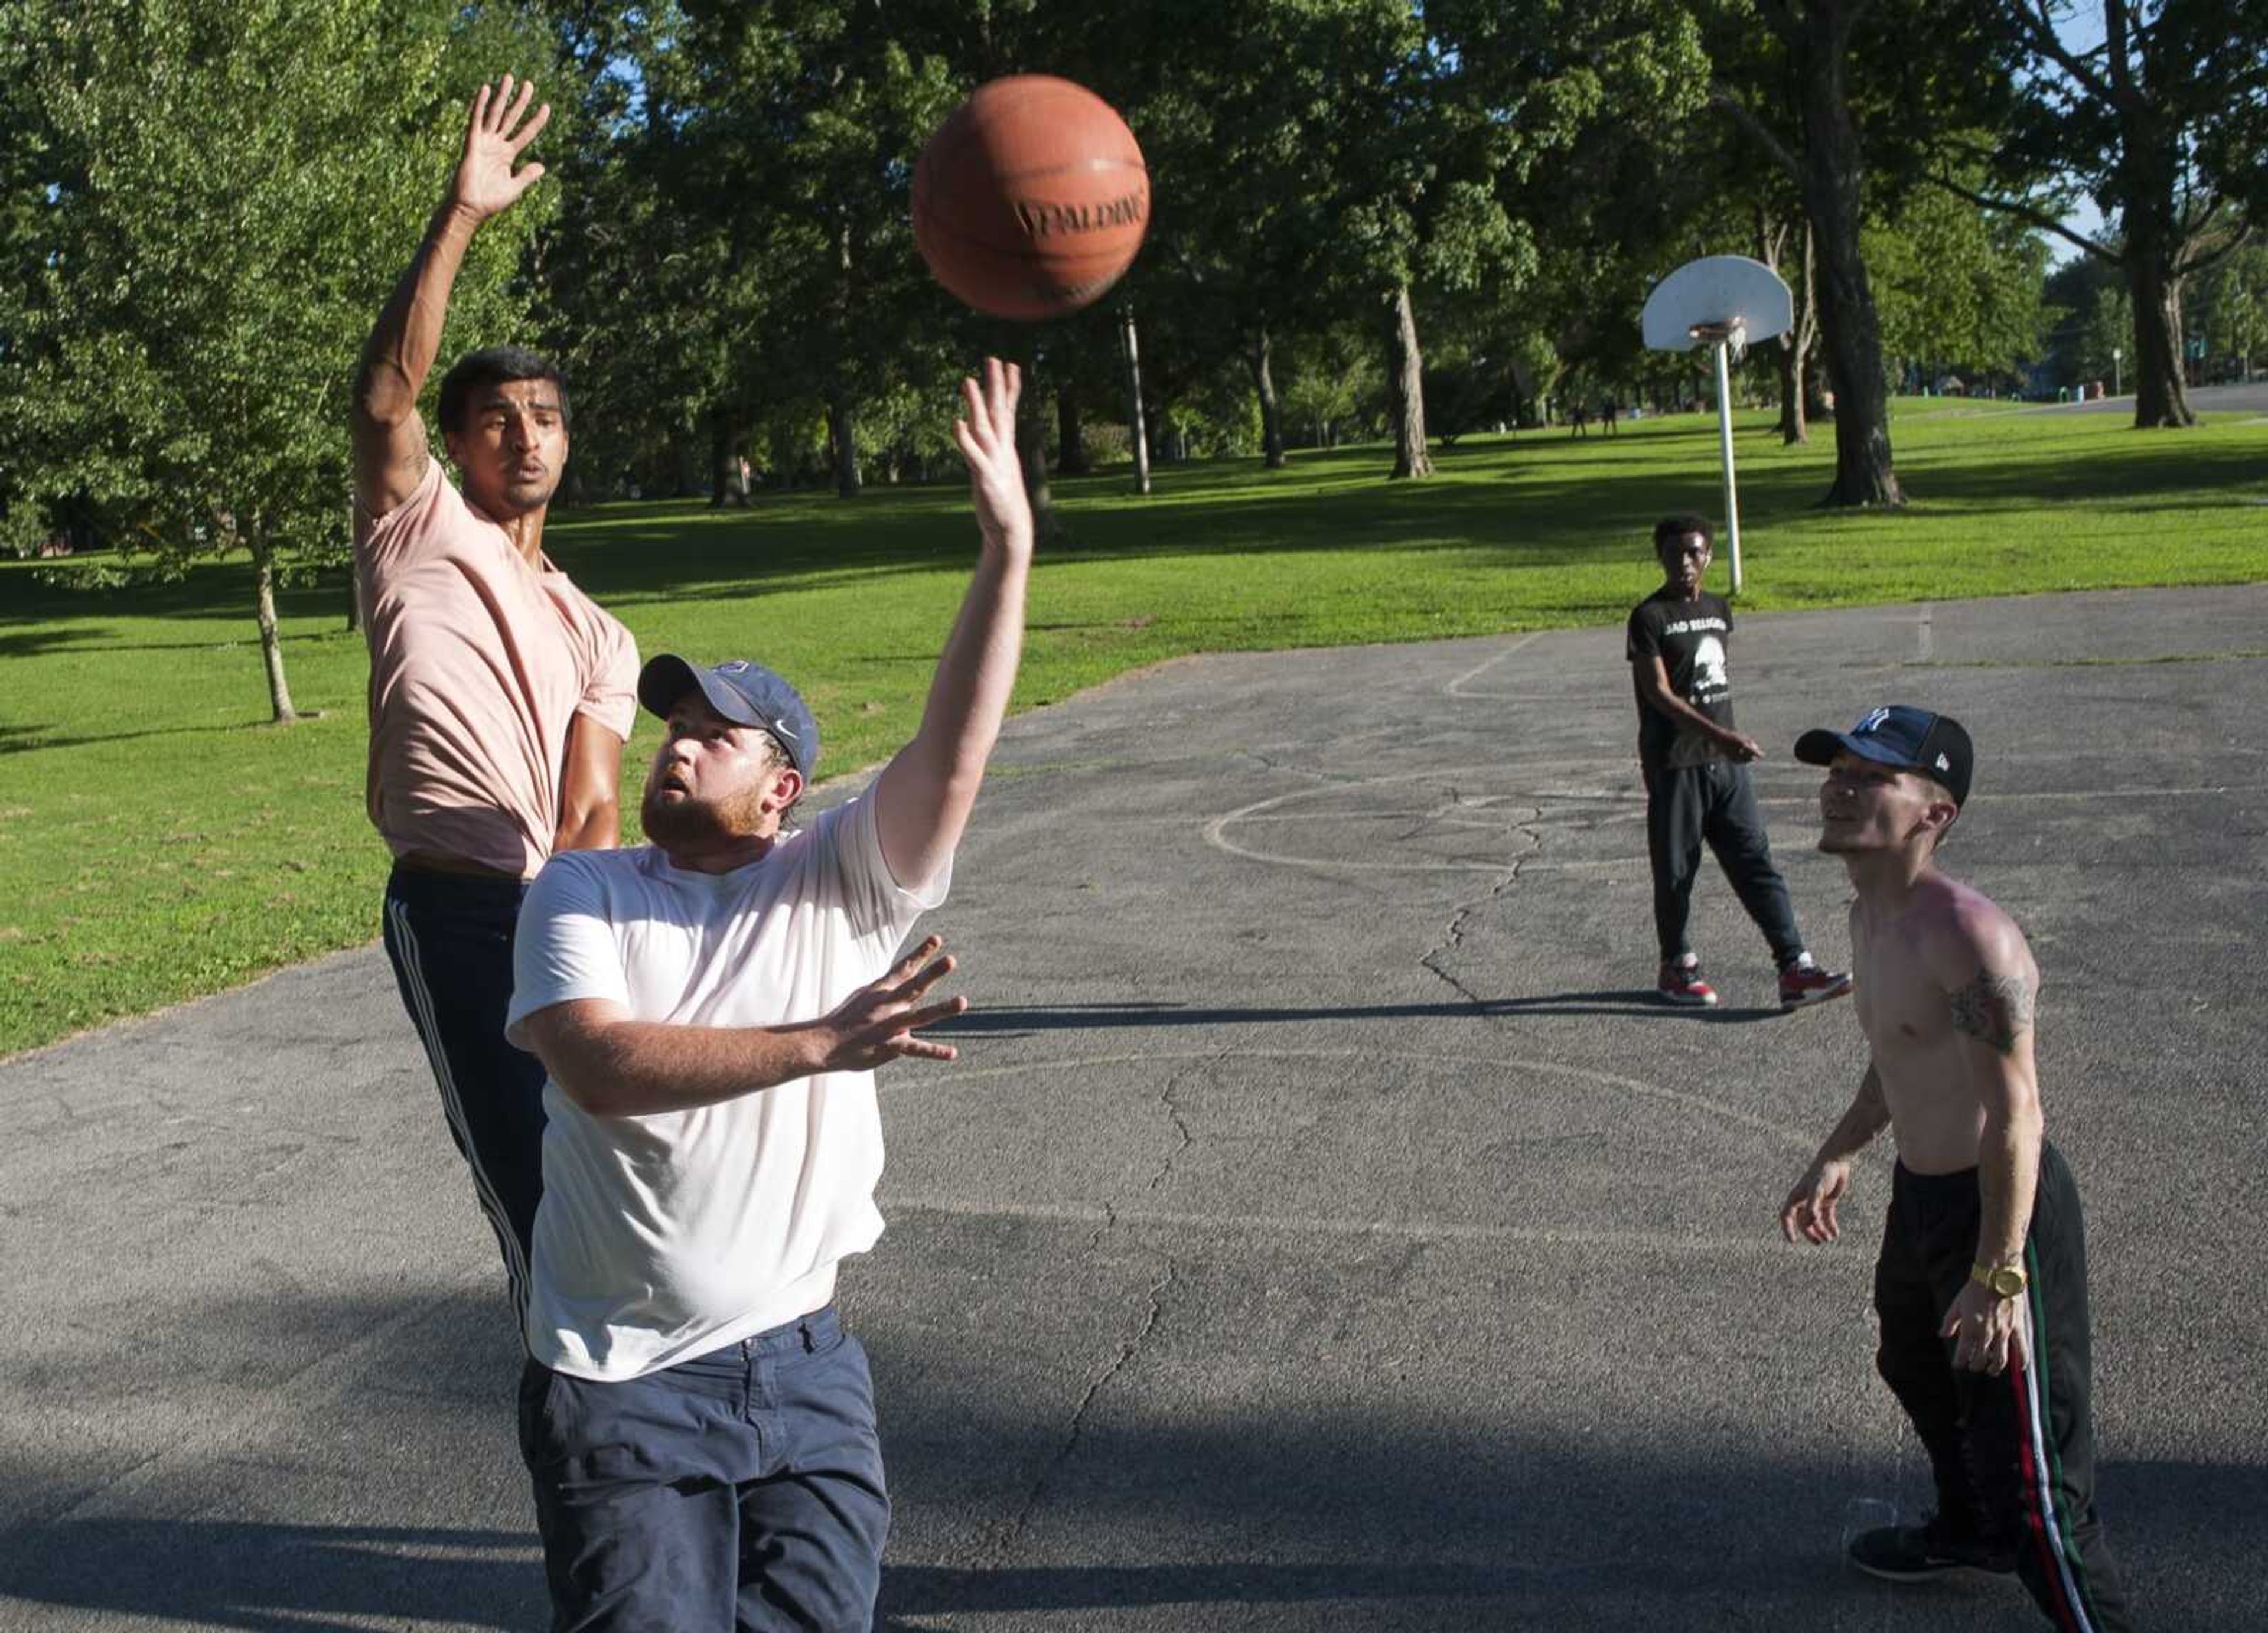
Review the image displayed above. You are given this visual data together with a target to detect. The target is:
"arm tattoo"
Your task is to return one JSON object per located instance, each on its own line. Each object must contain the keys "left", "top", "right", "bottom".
{"left": 1949, "top": 970, "right": 2034, "bottom": 1055}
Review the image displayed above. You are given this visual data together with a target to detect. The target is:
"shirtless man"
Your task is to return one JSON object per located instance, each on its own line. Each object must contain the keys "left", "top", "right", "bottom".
{"left": 1779, "top": 705, "right": 2130, "bottom": 1631}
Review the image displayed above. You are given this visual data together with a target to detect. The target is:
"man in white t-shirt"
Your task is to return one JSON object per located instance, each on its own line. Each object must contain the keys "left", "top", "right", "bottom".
{"left": 505, "top": 359, "right": 1033, "bottom": 1631}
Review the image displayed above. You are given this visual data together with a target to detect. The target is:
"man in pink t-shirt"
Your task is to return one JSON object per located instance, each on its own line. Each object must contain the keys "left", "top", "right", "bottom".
{"left": 350, "top": 77, "right": 636, "bottom": 1319}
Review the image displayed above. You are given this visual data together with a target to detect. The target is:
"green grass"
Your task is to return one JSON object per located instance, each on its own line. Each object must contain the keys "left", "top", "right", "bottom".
{"left": 3, "top": 400, "right": 2262, "bottom": 1057}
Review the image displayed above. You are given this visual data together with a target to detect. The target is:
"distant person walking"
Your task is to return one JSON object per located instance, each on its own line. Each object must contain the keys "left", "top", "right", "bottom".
{"left": 350, "top": 78, "right": 637, "bottom": 1318}
{"left": 1625, "top": 513, "right": 1849, "bottom": 1008}
{"left": 1781, "top": 706, "right": 2132, "bottom": 1632}
{"left": 1602, "top": 397, "right": 1619, "bottom": 436}
{"left": 1569, "top": 400, "right": 1591, "bottom": 438}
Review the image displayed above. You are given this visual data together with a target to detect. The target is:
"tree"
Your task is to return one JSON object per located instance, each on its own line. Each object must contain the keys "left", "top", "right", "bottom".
{"left": 1115, "top": 0, "right": 1420, "bottom": 473}
{"left": 2042, "top": 252, "right": 2130, "bottom": 388}
{"left": 1714, "top": 0, "right": 1905, "bottom": 503}
{"left": 1372, "top": 0, "right": 1709, "bottom": 480}
{"left": 539, "top": 2, "right": 766, "bottom": 502}
{"left": 2191, "top": 240, "right": 2268, "bottom": 379}
{"left": 1868, "top": 176, "right": 2056, "bottom": 390}
{"left": 0, "top": 0, "right": 545, "bottom": 721}
{"left": 1946, "top": 0, "right": 2268, "bottom": 426}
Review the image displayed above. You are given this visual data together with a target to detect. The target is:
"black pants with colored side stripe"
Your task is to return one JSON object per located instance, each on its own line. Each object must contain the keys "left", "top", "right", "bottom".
{"left": 380, "top": 863, "right": 546, "bottom": 1330}
{"left": 1875, "top": 1143, "right": 2132, "bottom": 1631}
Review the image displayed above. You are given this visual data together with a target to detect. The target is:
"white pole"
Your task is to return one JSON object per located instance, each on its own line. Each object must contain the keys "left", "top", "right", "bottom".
{"left": 1714, "top": 337, "right": 1742, "bottom": 595}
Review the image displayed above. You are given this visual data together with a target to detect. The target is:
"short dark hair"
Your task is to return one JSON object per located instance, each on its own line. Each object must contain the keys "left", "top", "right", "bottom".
{"left": 437, "top": 346, "right": 571, "bottom": 438}
{"left": 1653, "top": 513, "right": 1712, "bottom": 554}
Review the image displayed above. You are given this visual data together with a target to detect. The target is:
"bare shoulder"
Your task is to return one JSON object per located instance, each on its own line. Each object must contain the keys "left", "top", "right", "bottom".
{"left": 1917, "top": 873, "right": 2039, "bottom": 1052}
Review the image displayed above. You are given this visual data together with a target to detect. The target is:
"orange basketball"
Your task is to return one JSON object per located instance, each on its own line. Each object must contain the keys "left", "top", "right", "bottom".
{"left": 912, "top": 76, "right": 1150, "bottom": 322}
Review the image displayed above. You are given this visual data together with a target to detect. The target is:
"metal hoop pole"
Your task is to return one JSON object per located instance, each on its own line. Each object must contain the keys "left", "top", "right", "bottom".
{"left": 1714, "top": 338, "right": 1742, "bottom": 595}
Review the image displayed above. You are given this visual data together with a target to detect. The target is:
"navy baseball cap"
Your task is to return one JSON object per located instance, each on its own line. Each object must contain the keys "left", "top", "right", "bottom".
{"left": 638, "top": 654, "right": 819, "bottom": 778}
{"left": 1795, "top": 705, "right": 1973, "bottom": 807}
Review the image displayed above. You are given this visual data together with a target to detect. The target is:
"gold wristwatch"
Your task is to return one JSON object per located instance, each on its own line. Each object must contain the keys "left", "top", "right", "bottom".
{"left": 1970, "top": 1260, "right": 2028, "bottom": 1299}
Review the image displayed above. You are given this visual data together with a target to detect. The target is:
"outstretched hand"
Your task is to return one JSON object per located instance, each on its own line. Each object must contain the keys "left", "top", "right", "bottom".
{"left": 953, "top": 358, "right": 1034, "bottom": 556}
{"left": 449, "top": 76, "right": 552, "bottom": 224}
{"left": 812, "top": 936, "right": 966, "bottom": 1073}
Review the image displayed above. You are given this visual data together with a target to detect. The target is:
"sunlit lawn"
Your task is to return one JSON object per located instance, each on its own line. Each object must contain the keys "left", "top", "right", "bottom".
{"left": 3, "top": 399, "right": 2262, "bottom": 1055}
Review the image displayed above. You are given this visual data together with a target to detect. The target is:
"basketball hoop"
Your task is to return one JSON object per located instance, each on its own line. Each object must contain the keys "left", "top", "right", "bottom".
{"left": 1641, "top": 257, "right": 1795, "bottom": 596}
{"left": 1689, "top": 320, "right": 1748, "bottom": 363}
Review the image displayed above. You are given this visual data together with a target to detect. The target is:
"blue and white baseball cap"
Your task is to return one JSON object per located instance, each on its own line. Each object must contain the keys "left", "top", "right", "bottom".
{"left": 638, "top": 654, "right": 819, "bottom": 778}
{"left": 1795, "top": 705, "right": 1972, "bottom": 807}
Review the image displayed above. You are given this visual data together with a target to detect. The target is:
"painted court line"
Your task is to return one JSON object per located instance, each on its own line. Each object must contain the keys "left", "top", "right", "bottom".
{"left": 1443, "top": 633, "right": 1544, "bottom": 698}
{"left": 1205, "top": 770, "right": 2262, "bottom": 876}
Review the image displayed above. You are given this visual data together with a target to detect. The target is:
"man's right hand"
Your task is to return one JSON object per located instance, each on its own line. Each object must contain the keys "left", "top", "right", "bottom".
{"left": 1722, "top": 731, "right": 1765, "bottom": 763}
{"left": 810, "top": 936, "right": 966, "bottom": 1073}
{"left": 448, "top": 76, "right": 551, "bottom": 226}
{"left": 1780, "top": 1158, "right": 1851, "bottom": 1243}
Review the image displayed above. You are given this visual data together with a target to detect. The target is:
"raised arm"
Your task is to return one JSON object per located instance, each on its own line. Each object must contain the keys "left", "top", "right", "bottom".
{"left": 520, "top": 937, "right": 965, "bottom": 1119}
{"left": 1936, "top": 910, "right": 2045, "bottom": 1374}
{"left": 873, "top": 359, "right": 1034, "bottom": 888}
{"left": 351, "top": 77, "right": 551, "bottom": 518}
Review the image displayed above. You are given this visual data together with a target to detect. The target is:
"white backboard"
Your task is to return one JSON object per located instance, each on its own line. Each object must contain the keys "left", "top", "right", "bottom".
{"left": 1641, "top": 256, "right": 1794, "bottom": 352}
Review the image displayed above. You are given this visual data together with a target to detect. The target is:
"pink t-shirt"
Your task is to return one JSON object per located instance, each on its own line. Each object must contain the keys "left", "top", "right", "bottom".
{"left": 357, "top": 457, "right": 638, "bottom": 878}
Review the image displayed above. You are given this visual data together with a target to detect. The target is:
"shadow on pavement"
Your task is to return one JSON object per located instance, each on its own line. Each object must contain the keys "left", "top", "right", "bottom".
{"left": 0, "top": 1520, "right": 539, "bottom": 1632}
{"left": 937, "top": 995, "right": 1790, "bottom": 1035}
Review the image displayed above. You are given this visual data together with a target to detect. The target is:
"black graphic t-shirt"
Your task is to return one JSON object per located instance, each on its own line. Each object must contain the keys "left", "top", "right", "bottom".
{"left": 1626, "top": 589, "right": 1736, "bottom": 771}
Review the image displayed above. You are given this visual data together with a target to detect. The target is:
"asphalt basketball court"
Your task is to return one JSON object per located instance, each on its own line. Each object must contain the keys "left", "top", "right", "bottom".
{"left": 3, "top": 584, "right": 2263, "bottom": 1630}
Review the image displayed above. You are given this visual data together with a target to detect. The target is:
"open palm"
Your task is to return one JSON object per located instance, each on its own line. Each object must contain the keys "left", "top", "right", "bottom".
{"left": 953, "top": 358, "right": 1033, "bottom": 555}
{"left": 449, "top": 76, "right": 550, "bottom": 223}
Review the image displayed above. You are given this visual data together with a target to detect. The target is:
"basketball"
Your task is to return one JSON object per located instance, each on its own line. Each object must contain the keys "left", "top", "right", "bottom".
{"left": 912, "top": 76, "right": 1149, "bottom": 322}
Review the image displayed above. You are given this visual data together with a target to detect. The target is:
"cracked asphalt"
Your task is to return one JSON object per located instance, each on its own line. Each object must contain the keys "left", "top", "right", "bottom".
{"left": 4, "top": 585, "right": 2265, "bottom": 1631}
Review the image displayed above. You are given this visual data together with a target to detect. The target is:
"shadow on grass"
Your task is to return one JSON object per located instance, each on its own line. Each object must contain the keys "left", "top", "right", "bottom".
{"left": 0, "top": 719, "right": 280, "bottom": 757}
{"left": 5, "top": 421, "right": 2257, "bottom": 638}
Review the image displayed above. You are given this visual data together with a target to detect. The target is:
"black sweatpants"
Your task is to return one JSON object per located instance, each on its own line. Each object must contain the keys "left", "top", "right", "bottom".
{"left": 1643, "top": 761, "right": 1803, "bottom": 966}
{"left": 380, "top": 862, "right": 548, "bottom": 1328}
{"left": 1875, "top": 1145, "right": 2132, "bottom": 1631}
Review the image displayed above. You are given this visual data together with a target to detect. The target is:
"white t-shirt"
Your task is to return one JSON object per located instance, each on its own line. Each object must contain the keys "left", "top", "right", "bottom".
{"left": 504, "top": 791, "right": 949, "bottom": 1380}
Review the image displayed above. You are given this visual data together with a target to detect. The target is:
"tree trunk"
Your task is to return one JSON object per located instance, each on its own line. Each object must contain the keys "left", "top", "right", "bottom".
{"left": 1249, "top": 325, "right": 1286, "bottom": 469}
{"left": 2124, "top": 227, "right": 2195, "bottom": 427}
{"left": 250, "top": 530, "right": 297, "bottom": 724}
{"left": 827, "top": 394, "right": 861, "bottom": 498}
{"left": 1018, "top": 379, "right": 1057, "bottom": 543}
{"left": 1796, "top": 1, "right": 1901, "bottom": 505}
{"left": 708, "top": 412, "right": 732, "bottom": 508}
{"left": 1120, "top": 307, "right": 1152, "bottom": 495}
{"left": 1763, "top": 215, "right": 1817, "bottom": 445}
{"left": 1056, "top": 387, "right": 1090, "bottom": 475}
{"left": 1384, "top": 283, "right": 1433, "bottom": 480}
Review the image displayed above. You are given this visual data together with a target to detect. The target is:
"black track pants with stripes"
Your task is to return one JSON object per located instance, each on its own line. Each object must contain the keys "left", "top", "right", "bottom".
{"left": 1874, "top": 1143, "right": 2132, "bottom": 1631}
{"left": 380, "top": 863, "right": 545, "bottom": 1329}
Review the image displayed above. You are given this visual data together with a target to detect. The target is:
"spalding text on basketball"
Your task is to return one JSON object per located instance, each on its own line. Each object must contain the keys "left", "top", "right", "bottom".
{"left": 1014, "top": 191, "right": 1149, "bottom": 241}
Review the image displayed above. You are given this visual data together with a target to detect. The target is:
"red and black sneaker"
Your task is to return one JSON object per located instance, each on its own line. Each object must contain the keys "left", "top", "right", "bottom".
{"left": 1657, "top": 959, "right": 1719, "bottom": 1008}
{"left": 1778, "top": 959, "right": 1855, "bottom": 1009}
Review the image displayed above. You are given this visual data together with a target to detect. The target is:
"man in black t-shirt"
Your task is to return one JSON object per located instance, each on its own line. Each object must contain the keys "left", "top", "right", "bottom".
{"left": 1626, "top": 513, "right": 1851, "bottom": 1009}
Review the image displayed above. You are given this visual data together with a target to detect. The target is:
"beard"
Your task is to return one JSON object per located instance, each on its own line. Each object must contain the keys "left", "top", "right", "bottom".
{"left": 641, "top": 778, "right": 770, "bottom": 848}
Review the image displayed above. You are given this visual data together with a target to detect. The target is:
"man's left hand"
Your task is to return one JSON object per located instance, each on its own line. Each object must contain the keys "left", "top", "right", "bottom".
{"left": 1942, "top": 1279, "right": 2030, "bottom": 1374}
{"left": 954, "top": 358, "right": 1034, "bottom": 557}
